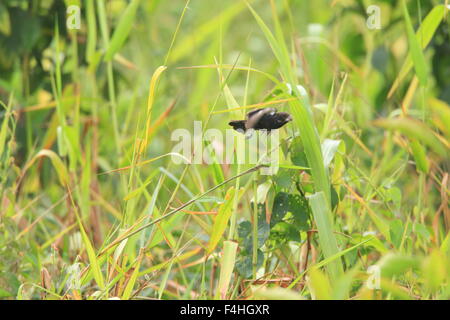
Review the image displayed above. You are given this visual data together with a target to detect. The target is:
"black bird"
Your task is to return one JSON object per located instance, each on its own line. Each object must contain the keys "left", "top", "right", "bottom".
{"left": 228, "top": 108, "right": 292, "bottom": 133}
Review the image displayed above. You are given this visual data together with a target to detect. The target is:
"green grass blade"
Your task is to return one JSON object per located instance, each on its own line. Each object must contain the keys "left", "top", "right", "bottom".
{"left": 309, "top": 192, "right": 343, "bottom": 281}
{"left": 78, "top": 219, "right": 105, "bottom": 290}
{"left": 104, "top": 0, "right": 141, "bottom": 61}
{"left": 401, "top": 0, "right": 428, "bottom": 86}
{"left": 389, "top": 4, "right": 445, "bottom": 97}
{"left": 247, "top": 3, "right": 330, "bottom": 203}
{"left": 207, "top": 187, "right": 236, "bottom": 255}
{"left": 85, "top": 0, "right": 97, "bottom": 64}
{"left": 121, "top": 248, "right": 144, "bottom": 300}
{"left": 169, "top": 1, "right": 247, "bottom": 63}
{"left": 247, "top": 3, "right": 340, "bottom": 281}
{"left": 215, "top": 240, "right": 238, "bottom": 299}
{"left": 373, "top": 117, "right": 448, "bottom": 157}
{"left": 0, "top": 100, "right": 12, "bottom": 157}
{"left": 410, "top": 139, "right": 429, "bottom": 173}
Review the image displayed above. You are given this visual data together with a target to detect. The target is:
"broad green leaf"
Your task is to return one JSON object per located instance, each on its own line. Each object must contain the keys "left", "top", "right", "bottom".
{"left": 236, "top": 250, "right": 263, "bottom": 278}
{"left": 271, "top": 192, "right": 290, "bottom": 225}
{"left": 271, "top": 192, "right": 310, "bottom": 231}
{"left": 273, "top": 168, "right": 292, "bottom": 189}
{"left": 238, "top": 218, "right": 269, "bottom": 251}
{"left": 290, "top": 136, "right": 309, "bottom": 169}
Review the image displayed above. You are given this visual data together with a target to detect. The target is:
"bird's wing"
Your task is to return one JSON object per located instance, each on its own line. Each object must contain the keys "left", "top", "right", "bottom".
{"left": 245, "top": 108, "right": 276, "bottom": 129}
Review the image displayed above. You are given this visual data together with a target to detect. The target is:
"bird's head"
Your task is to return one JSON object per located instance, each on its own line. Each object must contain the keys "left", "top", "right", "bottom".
{"left": 273, "top": 112, "right": 293, "bottom": 128}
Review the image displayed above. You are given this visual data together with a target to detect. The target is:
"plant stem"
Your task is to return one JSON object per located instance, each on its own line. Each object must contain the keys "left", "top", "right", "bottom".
{"left": 252, "top": 173, "right": 258, "bottom": 279}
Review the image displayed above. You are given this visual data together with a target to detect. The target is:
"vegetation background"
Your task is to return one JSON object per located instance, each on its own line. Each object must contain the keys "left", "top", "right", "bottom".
{"left": 0, "top": 0, "right": 449, "bottom": 300}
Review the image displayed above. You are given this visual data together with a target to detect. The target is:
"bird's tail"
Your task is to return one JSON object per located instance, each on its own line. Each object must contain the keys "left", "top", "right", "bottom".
{"left": 228, "top": 120, "right": 246, "bottom": 133}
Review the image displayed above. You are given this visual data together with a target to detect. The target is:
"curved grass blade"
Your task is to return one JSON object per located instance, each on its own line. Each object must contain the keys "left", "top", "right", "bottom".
{"left": 373, "top": 117, "right": 448, "bottom": 157}
{"left": 207, "top": 187, "right": 236, "bottom": 255}
{"left": 388, "top": 5, "right": 445, "bottom": 97}
{"left": 104, "top": 0, "right": 141, "bottom": 61}
{"left": 401, "top": 0, "right": 428, "bottom": 86}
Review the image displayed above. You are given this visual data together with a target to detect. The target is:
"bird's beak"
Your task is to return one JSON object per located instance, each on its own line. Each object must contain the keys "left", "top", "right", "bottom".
{"left": 286, "top": 115, "right": 293, "bottom": 122}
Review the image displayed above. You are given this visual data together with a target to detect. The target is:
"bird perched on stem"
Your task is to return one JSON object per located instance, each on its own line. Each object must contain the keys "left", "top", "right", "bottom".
{"left": 228, "top": 108, "right": 292, "bottom": 134}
